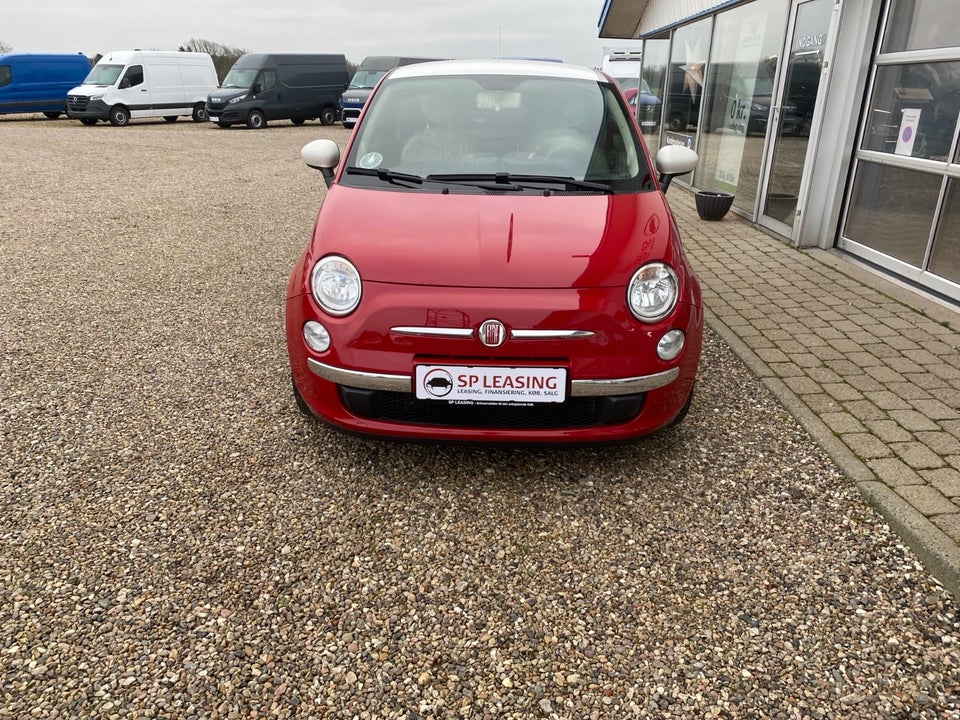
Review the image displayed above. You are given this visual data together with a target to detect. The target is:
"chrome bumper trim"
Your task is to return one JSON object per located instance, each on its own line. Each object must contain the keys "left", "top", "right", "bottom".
{"left": 308, "top": 359, "right": 411, "bottom": 392}
{"left": 389, "top": 326, "right": 595, "bottom": 340}
{"left": 307, "top": 358, "right": 678, "bottom": 397}
{"left": 569, "top": 367, "right": 678, "bottom": 396}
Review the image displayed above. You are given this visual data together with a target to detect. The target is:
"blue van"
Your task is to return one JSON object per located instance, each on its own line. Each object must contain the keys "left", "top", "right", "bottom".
{"left": 339, "top": 56, "right": 441, "bottom": 128}
{"left": 0, "top": 53, "right": 90, "bottom": 118}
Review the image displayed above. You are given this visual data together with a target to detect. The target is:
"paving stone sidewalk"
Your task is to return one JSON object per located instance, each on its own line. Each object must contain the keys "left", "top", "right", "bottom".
{"left": 671, "top": 189, "right": 960, "bottom": 597}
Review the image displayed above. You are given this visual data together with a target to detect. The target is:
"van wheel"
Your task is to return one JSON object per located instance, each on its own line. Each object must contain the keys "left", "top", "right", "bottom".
{"left": 246, "top": 110, "right": 266, "bottom": 129}
{"left": 192, "top": 104, "right": 208, "bottom": 122}
{"left": 291, "top": 118, "right": 306, "bottom": 126}
{"left": 319, "top": 107, "right": 337, "bottom": 126}
{"left": 163, "top": 116, "right": 178, "bottom": 123}
{"left": 80, "top": 118, "right": 98, "bottom": 126}
{"left": 109, "top": 106, "right": 130, "bottom": 126}
{"left": 43, "top": 112, "right": 61, "bottom": 119}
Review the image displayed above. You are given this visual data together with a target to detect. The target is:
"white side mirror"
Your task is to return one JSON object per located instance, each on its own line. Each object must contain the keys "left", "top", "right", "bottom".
{"left": 301, "top": 139, "right": 341, "bottom": 187}
{"left": 655, "top": 145, "right": 698, "bottom": 192}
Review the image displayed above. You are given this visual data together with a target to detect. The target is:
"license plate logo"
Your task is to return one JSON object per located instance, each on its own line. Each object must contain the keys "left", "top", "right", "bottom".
{"left": 415, "top": 365, "right": 566, "bottom": 404}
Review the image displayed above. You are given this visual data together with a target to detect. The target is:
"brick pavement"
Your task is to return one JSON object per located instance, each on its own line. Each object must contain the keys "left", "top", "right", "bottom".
{"left": 670, "top": 189, "right": 960, "bottom": 597}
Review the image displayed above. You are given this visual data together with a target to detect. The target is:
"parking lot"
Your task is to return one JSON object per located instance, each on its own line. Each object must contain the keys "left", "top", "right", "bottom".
{"left": 1, "top": 116, "right": 958, "bottom": 718}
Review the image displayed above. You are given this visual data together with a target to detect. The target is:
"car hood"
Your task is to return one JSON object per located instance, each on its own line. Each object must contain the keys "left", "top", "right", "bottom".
{"left": 310, "top": 186, "right": 676, "bottom": 288}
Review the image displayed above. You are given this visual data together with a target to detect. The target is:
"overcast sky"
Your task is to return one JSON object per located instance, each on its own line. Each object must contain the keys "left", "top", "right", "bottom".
{"left": 3, "top": 0, "right": 641, "bottom": 70}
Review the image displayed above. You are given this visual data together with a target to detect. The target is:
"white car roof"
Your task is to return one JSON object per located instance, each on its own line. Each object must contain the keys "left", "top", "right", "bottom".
{"left": 389, "top": 58, "right": 607, "bottom": 83}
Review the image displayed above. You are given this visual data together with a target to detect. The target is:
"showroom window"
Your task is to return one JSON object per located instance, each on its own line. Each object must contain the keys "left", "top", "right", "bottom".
{"left": 882, "top": 0, "right": 958, "bottom": 53}
{"left": 839, "top": 0, "right": 960, "bottom": 302}
{"left": 661, "top": 17, "right": 713, "bottom": 157}
{"left": 640, "top": 36, "right": 669, "bottom": 157}
{"left": 694, "top": 0, "right": 789, "bottom": 211}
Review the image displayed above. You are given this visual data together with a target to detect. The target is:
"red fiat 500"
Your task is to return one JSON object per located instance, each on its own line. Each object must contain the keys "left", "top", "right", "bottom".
{"left": 286, "top": 59, "right": 700, "bottom": 443}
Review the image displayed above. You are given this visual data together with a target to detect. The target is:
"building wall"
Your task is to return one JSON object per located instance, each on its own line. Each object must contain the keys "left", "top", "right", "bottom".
{"left": 637, "top": 0, "right": 733, "bottom": 37}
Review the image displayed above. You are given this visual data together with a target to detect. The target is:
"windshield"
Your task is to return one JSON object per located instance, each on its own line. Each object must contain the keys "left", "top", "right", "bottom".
{"left": 221, "top": 67, "right": 259, "bottom": 89}
{"left": 348, "top": 69, "right": 387, "bottom": 89}
{"left": 83, "top": 64, "right": 123, "bottom": 86}
{"left": 342, "top": 73, "right": 651, "bottom": 193}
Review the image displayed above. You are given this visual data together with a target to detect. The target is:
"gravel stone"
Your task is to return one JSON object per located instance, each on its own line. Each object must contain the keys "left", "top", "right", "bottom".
{"left": 1, "top": 115, "right": 958, "bottom": 718}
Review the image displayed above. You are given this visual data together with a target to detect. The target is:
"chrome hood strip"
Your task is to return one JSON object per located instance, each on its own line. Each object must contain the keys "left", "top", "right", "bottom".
{"left": 391, "top": 326, "right": 475, "bottom": 338}
{"left": 511, "top": 329, "right": 595, "bottom": 339}
{"left": 307, "top": 359, "right": 678, "bottom": 396}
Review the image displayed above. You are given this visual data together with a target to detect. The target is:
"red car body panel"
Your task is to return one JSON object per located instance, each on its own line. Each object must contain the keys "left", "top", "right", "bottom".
{"left": 293, "top": 187, "right": 667, "bottom": 289}
{"left": 285, "top": 188, "right": 702, "bottom": 443}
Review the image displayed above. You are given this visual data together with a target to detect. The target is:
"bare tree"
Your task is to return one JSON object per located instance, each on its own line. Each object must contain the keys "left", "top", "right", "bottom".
{"left": 0, "top": 40, "right": 13, "bottom": 53}
{"left": 180, "top": 38, "right": 247, "bottom": 83}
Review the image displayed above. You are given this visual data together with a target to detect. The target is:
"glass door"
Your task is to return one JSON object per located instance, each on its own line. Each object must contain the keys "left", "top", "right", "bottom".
{"left": 758, "top": 0, "right": 837, "bottom": 238}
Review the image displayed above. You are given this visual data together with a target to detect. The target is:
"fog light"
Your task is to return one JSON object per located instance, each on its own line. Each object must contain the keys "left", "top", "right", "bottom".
{"left": 303, "top": 321, "right": 330, "bottom": 352}
{"left": 657, "top": 329, "right": 685, "bottom": 360}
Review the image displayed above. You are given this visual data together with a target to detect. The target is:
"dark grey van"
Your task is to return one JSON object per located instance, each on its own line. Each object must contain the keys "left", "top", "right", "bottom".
{"left": 206, "top": 53, "right": 349, "bottom": 129}
{"left": 339, "top": 56, "right": 440, "bottom": 128}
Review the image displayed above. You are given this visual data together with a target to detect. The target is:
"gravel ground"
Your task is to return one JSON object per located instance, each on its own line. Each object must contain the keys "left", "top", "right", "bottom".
{"left": 1, "top": 115, "right": 958, "bottom": 719}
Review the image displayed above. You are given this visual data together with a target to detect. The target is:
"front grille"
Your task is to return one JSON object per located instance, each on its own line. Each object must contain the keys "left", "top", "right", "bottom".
{"left": 67, "top": 95, "right": 88, "bottom": 112}
{"left": 339, "top": 387, "right": 644, "bottom": 429}
{"left": 207, "top": 100, "right": 226, "bottom": 112}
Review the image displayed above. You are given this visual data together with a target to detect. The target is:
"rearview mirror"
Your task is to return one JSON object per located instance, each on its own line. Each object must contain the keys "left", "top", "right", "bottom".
{"left": 655, "top": 145, "right": 698, "bottom": 192}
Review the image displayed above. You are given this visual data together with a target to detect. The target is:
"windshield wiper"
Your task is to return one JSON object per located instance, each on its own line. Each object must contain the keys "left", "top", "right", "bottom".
{"left": 345, "top": 166, "right": 424, "bottom": 186}
{"left": 425, "top": 172, "right": 524, "bottom": 192}
{"left": 428, "top": 173, "right": 612, "bottom": 194}
{"left": 346, "top": 167, "right": 524, "bottom": 192}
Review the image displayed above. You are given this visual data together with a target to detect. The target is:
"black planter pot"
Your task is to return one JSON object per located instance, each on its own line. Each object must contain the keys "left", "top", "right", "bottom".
{"left": 695, "top": 191, "right": 735, "bottom": 221}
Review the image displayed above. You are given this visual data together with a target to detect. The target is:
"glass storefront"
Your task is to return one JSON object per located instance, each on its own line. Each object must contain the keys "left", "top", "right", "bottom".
{"left": 639, "top": 0, "right": 830, "bottom": 226}
{"left": 839, "top": 0, "right": 960, "bottom": 302}
{"left": 695, "top": 0, "right": 789, "bottom": 212}
{"left": 661, "top": 19, "right": 713, "bottom": 156}
{"left": 639, "top": 37, "right": 669, "bottom": 157}
{"left": 627, "top": 0, "right": 959, "bottom": 303}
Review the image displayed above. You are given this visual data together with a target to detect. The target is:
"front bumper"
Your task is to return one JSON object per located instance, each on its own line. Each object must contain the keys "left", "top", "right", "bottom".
{"left": 206, "top": 103, "right": 246, "bottom": 124}
{"left": 66, "top": 96, "right": 109, "bottom": 121}
{"left": 339, "top": 105, "right": 361, "bottom": 125}
{"left": 285, "top": 282, "right": 702, "bottom": 443}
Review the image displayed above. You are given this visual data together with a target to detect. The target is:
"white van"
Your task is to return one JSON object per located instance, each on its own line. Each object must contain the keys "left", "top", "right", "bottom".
{"left": 66, "top": 50, "right": 218, "bottom": 126}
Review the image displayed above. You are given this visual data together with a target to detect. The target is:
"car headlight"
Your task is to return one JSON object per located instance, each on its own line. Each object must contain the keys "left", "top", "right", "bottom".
{"left": 228, "top": 94, "right": 248, "bottom": 104}
{"left": 627, "top": 263, "right": 678, "bottom": 322}
{"left": 311, "top": 255, "right": 361, "bottom": 316}
{"left": 90, "top": 94, "right": 103, "bottom": 101}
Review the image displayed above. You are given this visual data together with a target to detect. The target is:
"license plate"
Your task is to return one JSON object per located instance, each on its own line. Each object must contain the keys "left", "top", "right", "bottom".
{"left": 415, "top": 365, "right": 566, "bottom": 404}
{"left": 208, "top": 116, "right": 219, "bottom": 122}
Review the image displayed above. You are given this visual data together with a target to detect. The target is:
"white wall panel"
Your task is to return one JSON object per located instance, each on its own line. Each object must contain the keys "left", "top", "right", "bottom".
{"left": 637, "top": 0, "right": 731, "bottom": 36}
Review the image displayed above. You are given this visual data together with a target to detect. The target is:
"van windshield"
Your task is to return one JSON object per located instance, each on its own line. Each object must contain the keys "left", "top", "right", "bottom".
{"left": 84, "top": 64, "right": 123, "bottom": 86}
{"left": 222, "top": 67, "right": 259, "bottom": 89}
{"left": 348, "top": 70, "right": 387, "bottom": 90}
